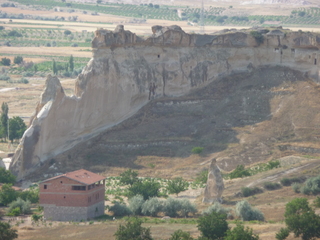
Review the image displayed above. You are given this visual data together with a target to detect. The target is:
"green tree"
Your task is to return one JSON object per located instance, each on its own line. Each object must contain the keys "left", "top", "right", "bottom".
{"left": 52, "top": 59, "right": 57, "bottom": 75}
{"left": 0, "top": 102, "right": 9, "bottom": 140}
{"left": 166, "top": 177, "right": 189, "bottom": 196}
{"left": 119, "top": 169, "right": 139, "bottom": 186}
{"left": 69, "top": 55, "right": 74, "bottom": 72}
{"left": 169, "top": 229, "right": 194, "bottom": 240}
{"left": 114, "top": 217, "right": 153, "bottom": 240}
{"left": 13, "top": 56, "right": 23, "bottom": 64}
{"left": 34, "top": 64, "right": 38, "bottom": 73}
{"left": 275, "top": 228, "right": 290, "bottom": 240}
{"left": 0, "top": 222, "right": 18, "bottom": 240}
{"left": 191, "top": 147, "right": 204, "bottom": 154}
{"left": 64, "top": 30, "right": 72, "bottom": 35}
{"left": 197, "top": 211, "right": 229, "bottom": 240}
{"left": 1, "top": 57, "right": 11, "bottom": 66}
{"left": 225, "top": 224, "right": 259, "bottom": 240}
{"left": 128, "top": 179, "right": 161, "bottom": 200}
{"left": 283, "top": 198, "right": 320, "bottom": 240}
{"left": 9, "top": 116, "right": 27, "bottom": 143}
{"left": 0, "top": 168, "right": 16, "bottom": 184}
{"left": 0, "top": 184, "right": 18, "bottom": 206}
{"left": 229, "top": 165, "right": 251, "bottom": 179}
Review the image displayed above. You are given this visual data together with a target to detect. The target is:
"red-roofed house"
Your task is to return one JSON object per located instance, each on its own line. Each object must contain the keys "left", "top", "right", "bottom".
{"left": 39, "top": 169, "right": 105, "bottom": 221}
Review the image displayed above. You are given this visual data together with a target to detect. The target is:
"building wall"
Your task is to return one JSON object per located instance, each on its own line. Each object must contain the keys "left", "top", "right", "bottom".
{"left": 39, "top": 176, "right": 105, "bottom": 207}
{"left": 41, "top": 201, "right": 104, "bottom": 221}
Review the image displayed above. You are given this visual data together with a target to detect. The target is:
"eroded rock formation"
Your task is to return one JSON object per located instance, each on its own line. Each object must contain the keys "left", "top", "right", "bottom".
{"left": 203, "top": 158, "right": 224, "bottom": 203}
{"left": 10, "top": 25, "right": 320, "bottom": 180}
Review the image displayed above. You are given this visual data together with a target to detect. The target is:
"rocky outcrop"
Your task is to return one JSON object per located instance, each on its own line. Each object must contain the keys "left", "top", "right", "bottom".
{"left": 203, "top": 159, "right": 224, "bottom": 203}
{"left": 10, "top": 25, "right": 320, "bottom": 180}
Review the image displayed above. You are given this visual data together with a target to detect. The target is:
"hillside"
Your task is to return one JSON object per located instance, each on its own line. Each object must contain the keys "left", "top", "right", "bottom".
{"left": 23, "top": 65, "right": 320, "bottom": 182}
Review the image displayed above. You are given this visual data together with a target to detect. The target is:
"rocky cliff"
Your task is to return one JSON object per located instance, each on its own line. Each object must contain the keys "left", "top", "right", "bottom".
{"left": 10, "top": 25, "right": 320, "bottom": 180}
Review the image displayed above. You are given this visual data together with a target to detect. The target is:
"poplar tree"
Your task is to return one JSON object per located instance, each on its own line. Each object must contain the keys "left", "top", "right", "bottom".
{"left": 69, "top": 55, "right": 74, "bottom": 72}
{"left": 0, "top": 102, "right": 8, "bottom": 140}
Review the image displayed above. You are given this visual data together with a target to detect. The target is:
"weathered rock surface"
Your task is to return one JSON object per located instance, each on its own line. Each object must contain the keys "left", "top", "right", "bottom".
{"left": 203, "top": 159, "right": 224, "bottom": 203}
{"left": 10, "top": 25, "right": 320, "bottom": 180}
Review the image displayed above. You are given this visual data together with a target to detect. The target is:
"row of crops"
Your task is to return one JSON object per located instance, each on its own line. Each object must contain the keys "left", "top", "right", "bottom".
{"left": 0, "top": 28, "right": 94, "bottom": 47}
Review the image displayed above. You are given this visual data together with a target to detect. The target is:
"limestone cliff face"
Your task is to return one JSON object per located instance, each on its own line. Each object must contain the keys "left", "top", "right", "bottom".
{"left": 10, "top": 25, "right": 320, "bottom": 180}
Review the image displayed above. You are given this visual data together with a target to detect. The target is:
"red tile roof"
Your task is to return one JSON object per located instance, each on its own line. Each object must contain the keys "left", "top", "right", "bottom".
{"left": 41, "top": 169, "right": 105, "bottom": 185}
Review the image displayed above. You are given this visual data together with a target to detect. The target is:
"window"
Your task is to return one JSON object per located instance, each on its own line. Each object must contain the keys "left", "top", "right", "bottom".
{"left": 72, "top": 186, "right": 86, "bottom": 191}
{"left": 158, "top": 54, "right": 160, "bottom": 58}
{"left": 44, "top": 185, "right": 47, "bottom": 189}
{"left": 60, "top": 181, "right": 63, "bottom": 183}
{"left": 315, "top": 59, "right": 317, "bottom": 65}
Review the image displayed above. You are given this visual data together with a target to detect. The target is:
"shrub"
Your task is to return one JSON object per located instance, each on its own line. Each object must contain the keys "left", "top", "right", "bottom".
{"left": 241, "top": 187, "right": 263, "bottom": 197}
{"left": 7, "top": 197, "right": 31, "bottom": 215}
{"left": 275, "top": 228, "right": 289, "bottom": 240}
{"left": 250, "top": 31, "right": 264, "bottom": 45}
{"left": 19, "top": 188, "right": 39, "bottom": 203}
{"left": 300, "top": 175, "right": 320, "bottom": 195}
{"left": 292, "top": 183, "right": 301, "bottom": 193}
{"left": 141, "top": 197, "right": 163, "bottom": 217}
{"left": 281, "top": 177, "right": 305, "bottom": 186}
{"left": 0, "top": 222, "right": 18, "bottom": 240}
{"left": 109, "top": 202, "right": 132, "bottom": 217}
{"left": 191, "top": 147, "right": 204, "bottom": 154}
{"left": 7, "top": 30, "right": 22, "bottom": 37}
{"left": 197, "top": 211, "right": 229, "bottom": 240}
{"left": 163, "top": 197, "right": 182, "bottom": 217}
{"left": 13, "top": 56, "right": 23, "bottom": 64}
{"left": 0, "top": 184, "right": 18, "bottom": 206}
{"left": 266, "top": 160, "right": 280, "bottom": 170}
{"left": 7, "top": 207, "right": 20, "bottom": 216}
{"left": 203, "top": 202, "right": 230, "bottom": 216}
{"left": 128, "top": 195, "right": 145, "bottom": 215}
{"left": 1, "top": 58, "right": 11, "bottom": 66}
{"left": 0, "top": 74, "right": 10, "bottom": 81}
{"left": 263, "top": 182, "right": 281, "bottom": 190}
{"left": 63, "top": 71, "right": 71, "bottom": 77}
{"left": 114, "top": 217, "right": 153, "bottom": 240}
{"left": 180, "top": 199, "right": 197, "bottom": 218}
{"left": 17, "top": 78, "right": 29, "bottom": 84}
{"left": 64, "top": 30, "right": 72, "bottom": 35}
{"left": 0, "top": 168, "right": 16, "bottom": 184}
{"left": 0, "top": 26, "right": 4, "bottom": 30}
{"left": 313, "top": 196, "right": 320, "bottom": 208}
{"left": 169, "top": 229, "right": 194, "bottom": 240}
{"left": 23, "top": 72, "right": 33, "bottom": 77}
{"left": 225, "top": 224, "right": 259, "bottom": 240}
{"left": 71, "top": 43, "right": 78, "bottom": 47}
{"left": 229, "top": 165, "right": 251, "bottom": 179}
{"left": 235, "top": 200, "right": 264, "bottom": 221}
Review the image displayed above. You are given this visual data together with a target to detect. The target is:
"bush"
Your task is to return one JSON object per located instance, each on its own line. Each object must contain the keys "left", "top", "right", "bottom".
{"left": 7, "top": 197, "right": 31, "bottom": 215}
{"left": 250, "top": 31, "right": 264, "bottom": 45}
{"left": 197, "top": 211, "right": 229, "bottom": 240}
{"left": 7, "top": 30, "right": 22, "bottom": 37}
{"left": 7, "top": 207, "right": 20, "bottom": 216}
{"left": 0, "top": 184, "right": 18, "bottom": 206}
{"left": 23, "top": 72, "right": 33, "bottom": 77}
{"left": 241, "top": 187, "right": 263, "bottom": 197}
{"left": 0, "top": 168, "right": 16, "bottom": 184}
{"left": 163, "top": 197, "right": 183, "bottom": 217}
{"left": 169, "top": 229, "right": 194, "bottom": 240}
{"left": 203, "top": 202, "right": 230, "bottom": 216}
{"left": 1, "top": 58, "right": 11, "bottom": 66}
{"left": 300, "top": 175, "right": 320, "bottom": 195}
{"left": 71, "top": 43, "right": 78, "bottom": 47}
{"left": 313, "top": 196, "right": 320, "bottom": 208}
{"left": 191, "top": 147, "right": 204, "bottom": 154}
{"left": 62, "top": 71, "right": 71, "bottom": 77}
{"left": 109, "top": 202, "right": 132, "bottom": 217}
{"left": 235, "top": 200, "right": 264, "bottom": 221}
{"left": 0, "top": 222, "right": 18, "bottom": 240}
{"left": 275, "top": 228, "right": 289, "bottom": 240}
{"left": 266, "top": 160, "right": 280, "bottom": 170}
{"left": 120, "top": 169, "right": 139, "bottom": 186}
{"left": 128, "top": 195, "right": 145, "bottom": 215}
{"left": 281, "top": 177, "right": 305, "bottom": 186}
{"left": 13, "top": 56, "right": 23, "bottom": 64}
{"left": 225, "top": 224, "right": 259, "bottom": 240}
{"left": 17, "top": 78, "right": 29, "bottom": 84}
{"left": 19, "top": 188, "right": 39, "bottom": 203}
{"left": 180, "top": 199, "right": 197, "bottom": 218}
{"left": 114, "top": 217, "right": 153, "bottom": 240}
{"left": 263, "top": 182, "right": 281, "bottom": 190}
{"left": 229, "top": 165, "right": 251, "bottom": 179}
{"left": 0, "top": 74, "right": 10, "bottom": 81}
{"left": 141, "top": 197, "right": 163, "bottom": 217}
{"left": 64, "top": 30, "right": 72, "bottom": 35}
{"left": 292, "top": 183, "right": 301, "bottom": 193}
{"left": 0, "top": 26, "right": 4, "bottom": 30}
